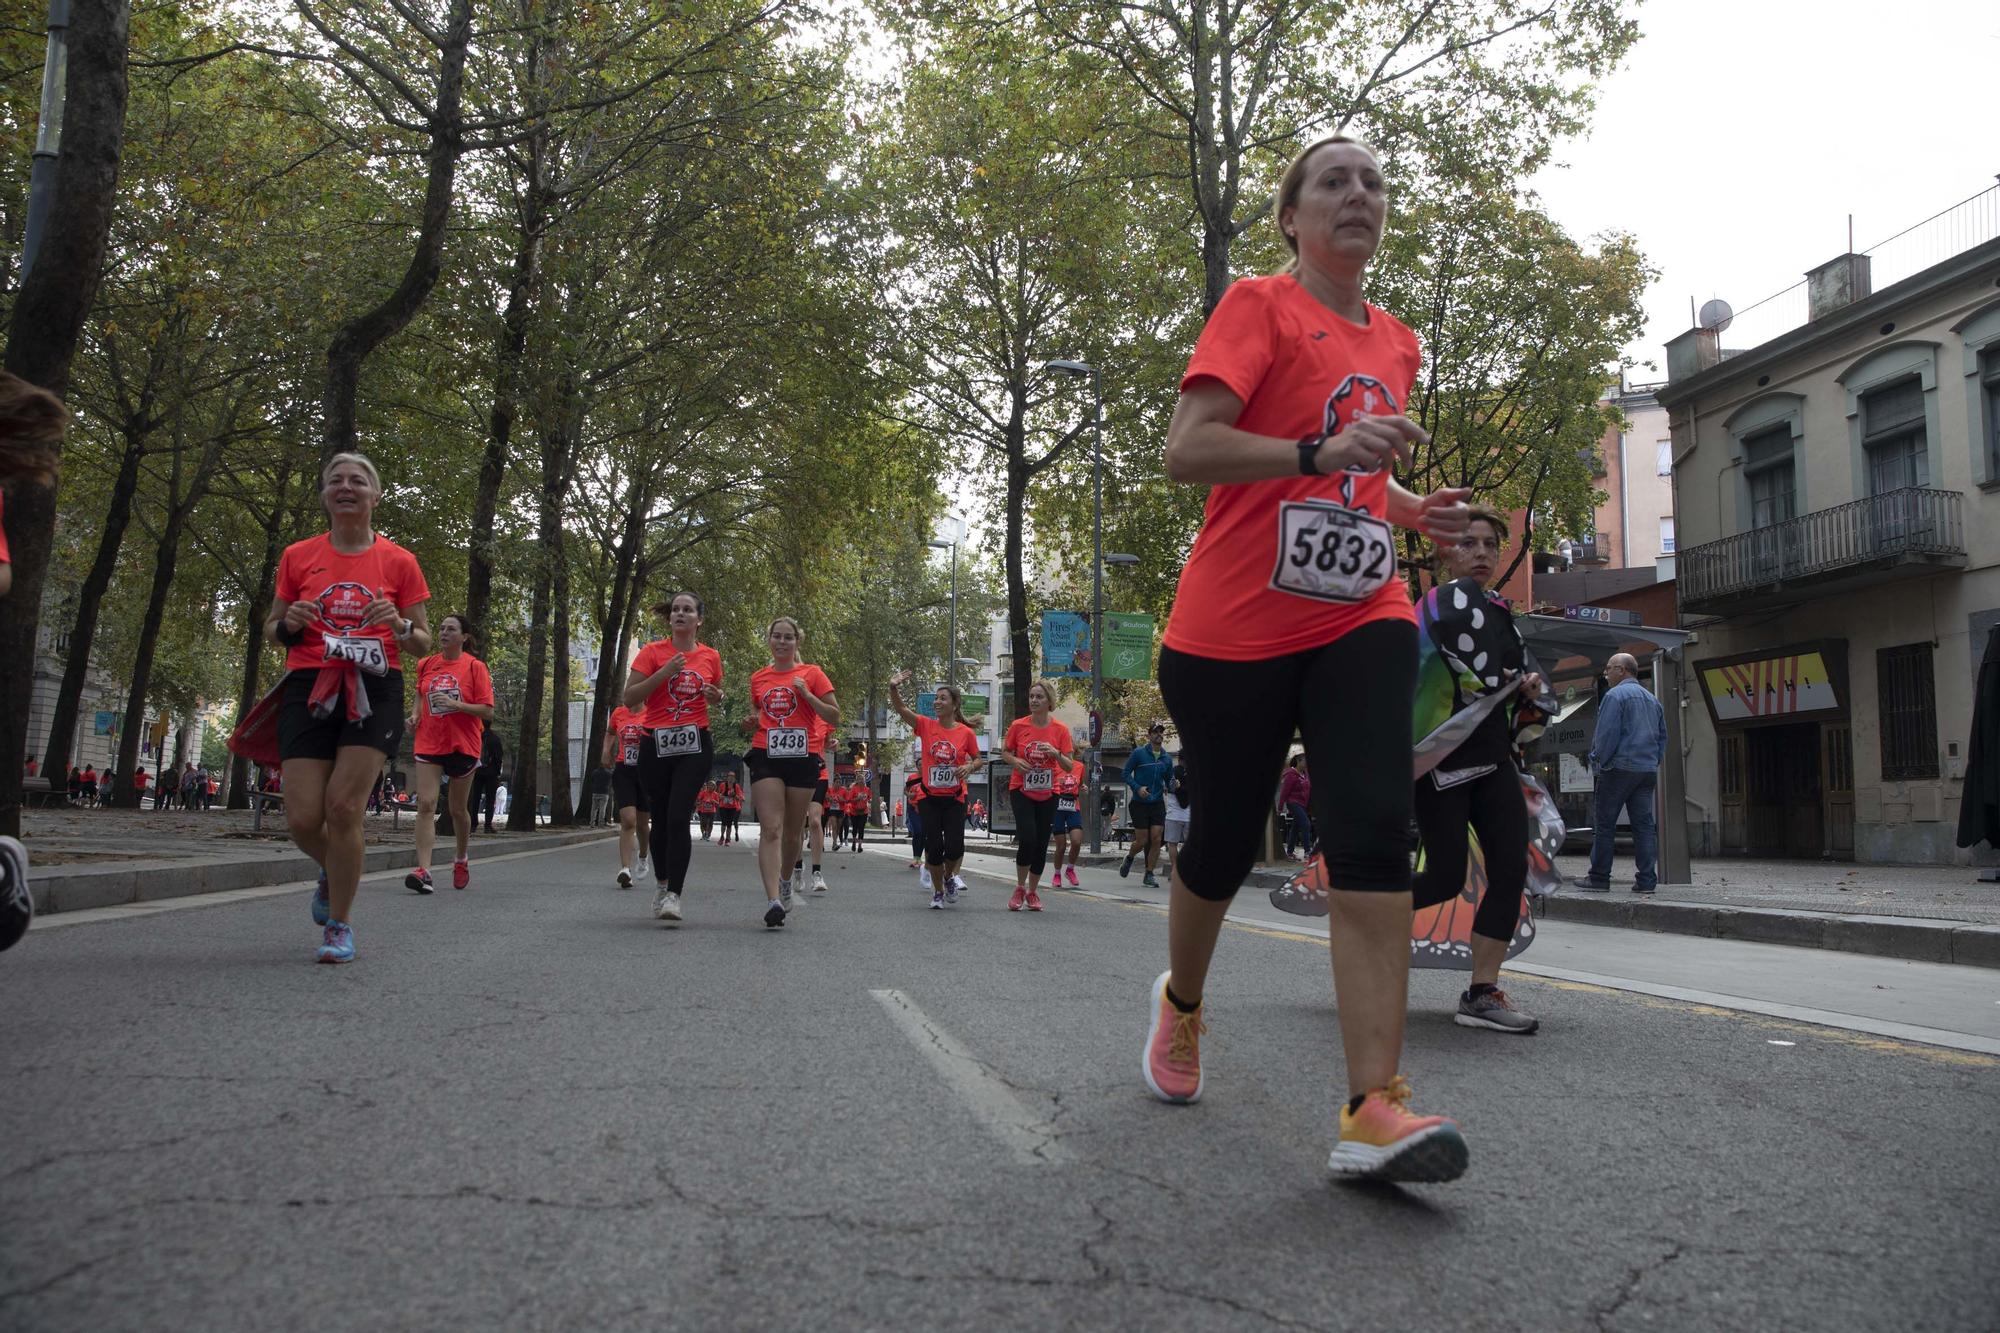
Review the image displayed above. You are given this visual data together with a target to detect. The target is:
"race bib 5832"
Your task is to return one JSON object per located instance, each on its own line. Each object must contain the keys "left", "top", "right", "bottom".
{"left": 1271, "top": 501, "right": 1395, "bottom": 603}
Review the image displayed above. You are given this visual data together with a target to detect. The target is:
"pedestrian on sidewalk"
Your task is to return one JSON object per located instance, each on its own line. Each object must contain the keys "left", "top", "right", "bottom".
{"left": 1277, "top": 754, "right": 1311, "bottom": 861}
{"left": 1576, "top": 652, "right": 1665, "bottom": 895}
{"left": 476, "top": 723, "right": 503, "bottom": 833}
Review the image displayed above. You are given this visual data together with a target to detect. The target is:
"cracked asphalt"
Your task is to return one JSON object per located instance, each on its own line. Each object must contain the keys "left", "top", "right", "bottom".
{"left": 4, "top": 834, "right": 1997, "bottom": 1331}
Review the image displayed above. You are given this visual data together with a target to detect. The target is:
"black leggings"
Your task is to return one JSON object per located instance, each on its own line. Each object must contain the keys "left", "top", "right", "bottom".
{"left": 1159, "top": 618, "right": 1416, "bottom": 900}
{"left": 918, "top": 795, "right": 965, "bottom": 866}
{"left": 1413, "top": 764, "right": 1528, "bottom": 943}
{"left": 1011, "top": 791, "right": 1055, "bottom": 875}
{"left": 720, "top": 807, "right": 739, "bottom": 838}
{"left": 640, "top": 731, "right": 712, "bottom": 893}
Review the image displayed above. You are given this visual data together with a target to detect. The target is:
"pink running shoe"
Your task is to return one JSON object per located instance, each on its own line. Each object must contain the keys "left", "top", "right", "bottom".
{"left": 1326, "top": 1075, "right": 1468, "bottom": 1183}
{"left": 1008, "top": 886, "right": 1027, "bottom": 912}
{"left": 1026, "top": 889, "right": 1043, "bottom": 911}
{"left": 452, "top": 859, "right": 470, "bottom": 890}
{"left": 1141, "top": 970, "right": 1204, "bottom": 1103}
{"left": 1064, "top": 865, "right": 1080, "bottom": 888}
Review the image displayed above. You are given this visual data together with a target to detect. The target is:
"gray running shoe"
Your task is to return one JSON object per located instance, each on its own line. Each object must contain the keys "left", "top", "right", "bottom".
{"left": 1454, "top": 988, "right": 1539, "bottom": 1034}
{"left": 1573, "top": 877, "right": 1611, "bottom": 893}
{"left": 779, "top": 877, "right": 794, "bottom": 908}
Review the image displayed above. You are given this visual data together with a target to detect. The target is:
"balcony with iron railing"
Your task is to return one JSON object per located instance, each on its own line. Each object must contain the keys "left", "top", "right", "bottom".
{"left": 1679, "top": 487, "right": 1965, "bottom": 615}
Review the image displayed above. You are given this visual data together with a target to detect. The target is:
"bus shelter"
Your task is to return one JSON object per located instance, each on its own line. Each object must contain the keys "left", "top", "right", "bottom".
{"left": 1518, "top": 614, "right": 1694, "bottom": 886}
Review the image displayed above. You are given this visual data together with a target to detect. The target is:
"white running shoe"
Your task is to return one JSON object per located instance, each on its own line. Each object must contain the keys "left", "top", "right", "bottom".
{"left": 948, "top": 874, "right": 967, "bottom": 897}
{"left": 617, "top": 867, "right": 634, "bottom": 889}
{"left": 657, "top": 890, "right": 682, "bottom": 923}
{"left": 780, "top": 877, "right": 794, "bottom": 908}
{"left": 636, "top": 856, "right": 650, "bottom": 879}
{"left": 920, "top": 867, "right": 933, "bottom": 890}
{"left": 812, "top": 870, "right": 828, "bottom": 895}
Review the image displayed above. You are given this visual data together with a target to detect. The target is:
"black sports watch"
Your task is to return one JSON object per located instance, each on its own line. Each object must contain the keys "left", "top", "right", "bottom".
{"left": 1297, "top": 433, "right": 1325, "bottom": 476}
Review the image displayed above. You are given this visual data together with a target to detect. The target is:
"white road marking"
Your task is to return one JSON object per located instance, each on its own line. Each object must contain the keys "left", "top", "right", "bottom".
{"left": 28, "top": 837, "right": 617, "bottom": 931}
{"left": 869, "top": 988, "right": 1071, "bottom": 1166}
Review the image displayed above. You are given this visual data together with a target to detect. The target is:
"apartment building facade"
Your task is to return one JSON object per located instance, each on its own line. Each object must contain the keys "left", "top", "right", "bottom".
{"left": 1662, "top": 231, "right": 2000, "bottom": 863}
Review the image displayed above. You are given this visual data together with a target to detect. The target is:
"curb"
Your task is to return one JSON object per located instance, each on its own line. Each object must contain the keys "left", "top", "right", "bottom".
{"left": 955, "top": 845, "right": 2000, "bottom": 972}
{"left": 28, "top": 828, "right": 618, "bottom": 915}
{"left": 1536, "top": 892, "right": 2000, "bottom": 970}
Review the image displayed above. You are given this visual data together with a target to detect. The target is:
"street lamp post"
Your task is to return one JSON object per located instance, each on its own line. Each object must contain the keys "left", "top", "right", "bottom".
{"left": 20, "top": 0, "right": 70, "bottom": 280}
{"left": 1044, "top": 359, "right": 1112, "bottom": 853}
{"left": 926, "top": 515, "right": 966, "bottom": 688}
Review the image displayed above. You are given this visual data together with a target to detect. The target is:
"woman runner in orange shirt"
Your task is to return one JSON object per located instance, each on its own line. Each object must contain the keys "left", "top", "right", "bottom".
{"left": 998, "top": 680, "right": 1072, "bottom": 912}
{"left": 266, "top": 452, "right": 432, "bottom": 964}
{"left": 622, "top": 593, "right": 725, "bottom": 924}
{"left": 1142, "top": 135, "right": 1476, "bottom": 1183}
{"left": 745, "top": 617, "right": 840, "bottom": 926}
{"left": 405, "top": 614, "right": 495, "bottom": 893}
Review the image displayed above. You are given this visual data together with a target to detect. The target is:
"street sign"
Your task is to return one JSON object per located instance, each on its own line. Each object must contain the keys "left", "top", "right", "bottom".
{"left": 1563, "top": 604, "right": 1642, "bottom": 626}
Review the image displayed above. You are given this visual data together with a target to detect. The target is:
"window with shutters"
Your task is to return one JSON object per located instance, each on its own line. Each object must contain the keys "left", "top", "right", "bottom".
{"left": 1877, "top": 643, "right": 1938, "bottom": 781}
{"left": 1742, "top": 426, "right": 1796, "bottom": 529}
{"left": 1862, "top": 377, "right": 1928, "bottom": 494}
{"left": 1984, "top": 347, "right": 2000, "bottom": 481}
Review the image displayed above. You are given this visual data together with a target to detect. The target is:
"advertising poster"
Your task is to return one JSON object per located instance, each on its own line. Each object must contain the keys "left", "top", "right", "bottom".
{"left": 1103, "top": 613, "right": 1154, "bottom": 681}
{"left": 1040, "top": 611, "right": 1092, "bottom": 679}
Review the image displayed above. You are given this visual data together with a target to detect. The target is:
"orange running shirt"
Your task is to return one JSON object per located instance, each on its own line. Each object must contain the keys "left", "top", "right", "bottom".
{"left": 1162, "top": 273, "right": 1421, "bottom": 661}
{"left": 913, "top": 714, "right": 982, "bottom": 801}
{"left": 1004, "top": 716, "right": 1073, "bottom": 800}
{"left": 274, "top": 532, "right": 431, "bottom": 675}
{"left": 697, "top": 789, "right": 719, "bottom": 813}
{"left": 750, "top": 663, "right": 834, "bottom": 755}
{"left": 413, "top": 652, "right": 493, "bottom": 758}
{"left": 628, "top": 640, "right": 723, "bottom": 730}
{"left": 608, "top": 705, "right": 647, "bottom": 768}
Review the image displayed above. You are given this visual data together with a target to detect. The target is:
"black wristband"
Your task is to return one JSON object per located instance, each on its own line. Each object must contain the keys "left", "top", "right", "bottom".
{"left": 274, "top": 622, "right": 303, "bottom": 647}
{"left": 1297, "top": 433, "right": 1324, "bottom": 476}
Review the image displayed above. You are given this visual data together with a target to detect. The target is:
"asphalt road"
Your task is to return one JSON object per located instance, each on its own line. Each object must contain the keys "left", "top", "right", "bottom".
{"left": 5, "top": 832, "right": 1997, "bottom": 1331}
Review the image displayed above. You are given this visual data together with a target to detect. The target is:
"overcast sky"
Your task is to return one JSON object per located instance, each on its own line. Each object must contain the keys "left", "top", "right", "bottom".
{"left": 1526, "top": 0, "right": 1998, "bottom": 379}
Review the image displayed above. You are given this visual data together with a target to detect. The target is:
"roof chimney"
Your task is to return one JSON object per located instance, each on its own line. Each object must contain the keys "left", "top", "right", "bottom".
{"left": 1807, "top": 252, "right": 1872, "bottom": 320}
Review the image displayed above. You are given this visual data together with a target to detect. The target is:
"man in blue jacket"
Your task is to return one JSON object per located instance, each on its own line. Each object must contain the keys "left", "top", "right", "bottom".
{"left": 1122, "top": 723, "right": 1174, "bottom": 887}
{"left": 1577, "top": 654, "right": 1666, "bottom": 894}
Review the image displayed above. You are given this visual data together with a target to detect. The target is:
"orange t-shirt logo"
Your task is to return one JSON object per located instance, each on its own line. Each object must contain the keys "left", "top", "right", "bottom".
{"left": 317, "top": 580, "right": 374, "bottom": 628}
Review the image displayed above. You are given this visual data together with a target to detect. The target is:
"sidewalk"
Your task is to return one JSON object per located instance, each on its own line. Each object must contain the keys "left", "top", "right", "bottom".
{"left": 18, "top": 805, "right": 616, "bottom": 915}
{"left": 947, "top": 834, "right": 2000, "bottom": 969}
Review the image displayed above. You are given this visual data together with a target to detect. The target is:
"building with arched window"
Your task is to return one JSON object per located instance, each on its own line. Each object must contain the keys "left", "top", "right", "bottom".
{"left": 1661, "top": 197, "right": 2000, "bottom": 864}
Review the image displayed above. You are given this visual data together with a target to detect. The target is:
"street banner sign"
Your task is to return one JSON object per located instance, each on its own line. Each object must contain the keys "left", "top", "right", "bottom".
{"left": 1103, "top": 613, "right": 1154, "bottom": 681}
{"left": 1041, "top": 611, "right": 1092, "bottom": 678}
{"left": 918, "top": 691, "right": 989, "bottom": 717}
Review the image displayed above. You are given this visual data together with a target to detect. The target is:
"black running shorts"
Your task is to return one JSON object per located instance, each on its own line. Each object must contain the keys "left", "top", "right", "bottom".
{"left": 414, "top": 751, "right": 480, "bottom": 779}
{"left": 612, "top": 763, "right": 646, "bottom": 812}
{"left": 277, "top": 668, "right": 404, "bottom": 761}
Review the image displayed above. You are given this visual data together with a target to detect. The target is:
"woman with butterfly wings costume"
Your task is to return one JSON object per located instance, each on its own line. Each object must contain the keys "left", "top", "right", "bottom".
{"left": 1272, "top": 507, "right": 1566, "bottom": 1033}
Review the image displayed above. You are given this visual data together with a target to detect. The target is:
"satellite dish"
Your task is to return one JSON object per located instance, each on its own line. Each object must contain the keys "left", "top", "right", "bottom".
{"left": 1699, "top": 298, "right": 1734, "bottom": 333}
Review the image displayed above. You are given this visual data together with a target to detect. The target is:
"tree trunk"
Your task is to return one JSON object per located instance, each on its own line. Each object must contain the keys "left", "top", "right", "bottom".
{"left": 465, "top": 175, "right": 546, "bottom": 632}
{"left": 110, "top": 491, "right": 198, "bottom": 806}
{"left": 1004, "top": 446, "right": 1033, "bottom": 729}
{"left": 577, "top": 475, "right": 645, "bottom": 820}
{"left": 226, "top": 467, "right": 299, "bottom": 808}
{"left": 1201, "top": 219, "right": 1234, "bottom": 320}
{"left": 507, "top": 538, "right": 550, "bottom": 831}
{"left": 0, "top": 0, "right": 130, "bottom": 837}
{"left": 41, "top": 424, "right": 146, "bottom": 780}
{"left": 548, "top": 516, "right": 573, "bottom": 828}
{"left": 319, "top": 0, "right": 471, "bottom": 455}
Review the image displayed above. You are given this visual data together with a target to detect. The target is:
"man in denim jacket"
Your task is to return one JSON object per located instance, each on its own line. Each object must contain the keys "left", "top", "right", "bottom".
{"left": 1577, "top": 654, "right": 1666, "bottom": 894}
